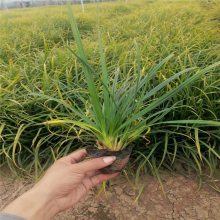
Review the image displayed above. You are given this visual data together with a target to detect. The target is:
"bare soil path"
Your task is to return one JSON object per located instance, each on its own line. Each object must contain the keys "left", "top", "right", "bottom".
{"left": 0, "top": 170, "right": 220, "bottom": 220}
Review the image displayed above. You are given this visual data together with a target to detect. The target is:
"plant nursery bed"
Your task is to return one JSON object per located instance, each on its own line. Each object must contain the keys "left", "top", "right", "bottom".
{"left": 1, "top": 169, "right": 220, "bottom": 220}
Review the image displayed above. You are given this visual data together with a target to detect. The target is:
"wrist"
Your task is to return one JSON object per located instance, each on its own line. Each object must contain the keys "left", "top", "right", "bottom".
{"left": 2, "top": 187, "right": 56, "bottom": 220}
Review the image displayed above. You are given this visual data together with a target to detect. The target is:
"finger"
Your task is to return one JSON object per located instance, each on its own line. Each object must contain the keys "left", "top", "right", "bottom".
{"left": 73, "top": 156, "right": 116, "bottom": 173}
{"left": 83, "top": 173, "right": 119, "bottom": 191}
{"left": 86, "top": 170, "right": 100, "bottom": 178}
{"left": 62, "top": 149, "right": 87, "bottom": 164}
{"left": 90, "top": 173, "right": 119, "bottom": 186}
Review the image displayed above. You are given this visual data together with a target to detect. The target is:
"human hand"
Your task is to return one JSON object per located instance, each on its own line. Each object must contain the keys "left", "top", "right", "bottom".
{"left": 2, "top": 149, "right": 118, "bottom": 220}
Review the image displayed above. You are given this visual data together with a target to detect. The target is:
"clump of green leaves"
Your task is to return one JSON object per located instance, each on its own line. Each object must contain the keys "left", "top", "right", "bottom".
{"left": 1, "top": 1, "right": 220, "bottom": 183}
{"left": 44, "top": 6, "right": 220, "bottom": 151}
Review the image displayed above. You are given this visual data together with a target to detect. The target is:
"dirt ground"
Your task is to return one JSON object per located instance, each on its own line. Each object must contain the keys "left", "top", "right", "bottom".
{"left": 0, "top": 169, "right": 220, "bottom": 220}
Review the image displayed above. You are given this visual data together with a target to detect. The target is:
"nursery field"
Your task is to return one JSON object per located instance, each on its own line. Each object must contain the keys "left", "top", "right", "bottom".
{"left": 0, "top": 0, "right": 220, "bottom": 184}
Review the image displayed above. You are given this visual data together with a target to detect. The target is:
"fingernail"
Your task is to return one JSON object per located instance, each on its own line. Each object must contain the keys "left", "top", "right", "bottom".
{"left": 103, "top": 156, "right": 116, "bottom": 164}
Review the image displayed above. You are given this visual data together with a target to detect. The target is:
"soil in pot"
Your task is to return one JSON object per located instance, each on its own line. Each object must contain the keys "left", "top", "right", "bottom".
{"left": 86, "top": 145, "right": 133, "bottom": 174}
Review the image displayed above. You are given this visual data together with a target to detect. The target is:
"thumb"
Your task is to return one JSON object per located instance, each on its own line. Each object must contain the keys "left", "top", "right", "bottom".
{"left": 73, "top": 156, "right": 116, "bottom": 173}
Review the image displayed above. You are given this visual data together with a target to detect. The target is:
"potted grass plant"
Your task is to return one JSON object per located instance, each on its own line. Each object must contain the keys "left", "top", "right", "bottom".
{"left": 44, "top": 7, "right": 220, "bottom": 173}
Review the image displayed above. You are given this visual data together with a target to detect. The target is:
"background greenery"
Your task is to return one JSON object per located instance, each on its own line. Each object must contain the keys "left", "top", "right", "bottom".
{"left": 0, "top": 0, "right": 220, "bottom": 184}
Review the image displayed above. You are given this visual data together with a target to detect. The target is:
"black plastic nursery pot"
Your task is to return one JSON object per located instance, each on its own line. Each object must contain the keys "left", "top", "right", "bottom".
{"left": 86, "top": 145, "right": 133, "bottom": 174}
